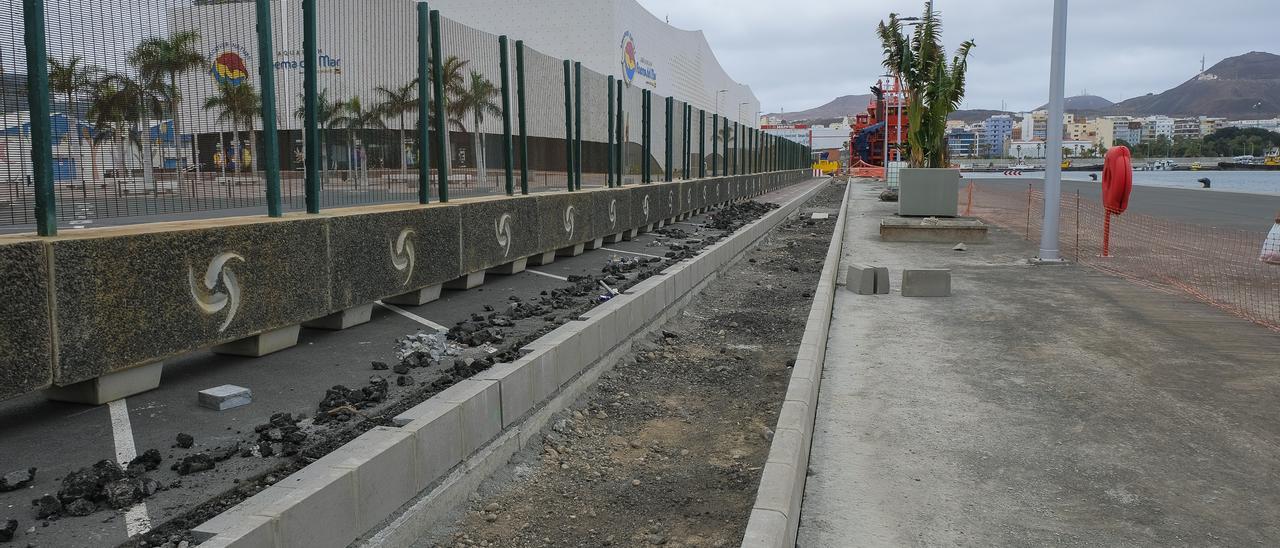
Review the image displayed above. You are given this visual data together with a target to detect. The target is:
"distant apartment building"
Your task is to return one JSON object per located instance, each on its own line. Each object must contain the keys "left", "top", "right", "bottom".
{"left": 946, "top": 128, "right": 978, "bottom": 158}
{"left": 1173, "top": 117, "right": 1202, "bottom": 139}
{"left": 1008, "top": 139, "right": 1093, "bottom": 159}
{"left": 1201, "top": 117, "right": 1227, "bottom": 136}
{"left": 1140, "top": 116, "right": 1175, "bottom": 142}
{"left": 980, "top": 114, "right": 1013, "bottom": 158}
{"left": 1227, "top": 118, "right": 1280, "bottom": 132}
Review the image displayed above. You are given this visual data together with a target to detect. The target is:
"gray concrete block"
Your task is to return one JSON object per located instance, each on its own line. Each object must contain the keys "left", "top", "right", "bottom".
{"left": 260, "top": 465, "right": 358, "bottom": 548}
{"left": 843, "top": 264, "right": 876, "bottom": 295}
{"left": 741, "top": 508, "right": 790, "bottom": 547}
{"left": 326, "top": 204, "right": 461, "bottom": 310}
{"left": 487, "top": 257, "right": 527, "bottom": 275}
{"left": 621, "top": 228, "right": 639, "bottom": 241}
{"left": 329, "top": 426, "right": 418, "bottom": 532}
{"left": 383, "top": 284, "right": 443, "bottom": 306}
{"left": 212, "top": 324, "right": 301, "bottom": 357}
{"left": 458, "top": 196, "right": 540, "bottom": 273}
{"left": 592, "top": 189, "right": 631, "bottom": 240}
{"left": 398, "top": 399, "right": 463, "bottom": 490}
{"left": 901, "top": 269, "right": 952, "bottom": 297}
{"left": 0, "top": 238, "right": 53, "bottom": 400}
{"left": 753, "top": 460, "right": 797, "bottom": 517}
{"left": 583, "top": 237, "right": 605, "bottom": 250}
{"left": 526, "top": 251, "right": 556, "bottom": 266}
{"left": 898, "top": 167, "right": 960, "bottom": 217}
{"left": 44, "top": 360, "right": 163, "bottom": 405}
{"left": 436, "top": 379, "right": 502, "bottom": 456}
{"left": 198, "top": 384, "right": 252, "bottom": 411}
{"left": 603, "top": 232, "right": 624, "bottom": 244}
{"left": 526, "top": 349, "right": 560, "bottom": 405}
{"left": 444, "top": 271, "right": 485, "bottom": 290}
{"left": 477, "top": 360, "right": 536, "bottom": 427}
{"left": 192, "top": 513, "right": 275, "bottom": 546}
{"left": 536, "top": 192, "right": 597, "bottom": 251}
{"left": 874, "top": 267, "right": 890, "bottom": 294}
{"left": 303, "top": 303, "right": 373, "bottom": 330}
{"left": 555, "top": 242, "right": 586, "bottom": 257}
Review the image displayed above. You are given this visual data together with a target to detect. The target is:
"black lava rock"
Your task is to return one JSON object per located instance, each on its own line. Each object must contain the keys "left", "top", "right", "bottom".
{"left": 175, "top": 433, "right": 195, "bottom": 449}
{"left": 31, "top": 494, "right": 61, "bottom": 519}
{"left": 173, "top": 454, "right": 215, "bottom": 476}
{"left": 0, "top": 468, "right": 36, "bottom": 492}
{"left": 0, "top": 519, "right": 17, "bottom": 542}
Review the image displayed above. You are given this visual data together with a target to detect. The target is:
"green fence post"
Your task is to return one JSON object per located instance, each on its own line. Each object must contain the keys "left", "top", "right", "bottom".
{"left": 664, "top": 96, "right": 673, "bottom": 182}
{"left": 255, "top": 0, "right": 282, "bottom": 217}
{"left": 607, "top": 75, "right": 615, "bottom": 188}
{"left": 698, "top": 110, "right": 705, "bottom": 179}
{"left": 23, "top": 0, "right": 55, "bottom": 235}
{"left": 303, "top": 0, "right": 322, "bottom": 210}
{"left": 615, "top": 79, "right": 623, "bottom": 185}
{"left": 415, "top": 3, "right": 431, "bottom": 203}
{"left": 683, "top": 104, "right": 691, "bottom": 179}
{"left": 574, "top": 61, "right": 582, "bottom": 190}
{"left": 516, "top": 40, "right": 529, "bottom": 194}
{"left": 710, "top": 113, "right": 717, "bottom": 177}
{"left": 430, "top": 10, "right": 449, "bottom": 201}
{"left": 562, "top": 60, "right": 573, "bottom": 191}
{"left": 643, "top": 90, "right": 651, "bottom": 183}
{"left": 499, "top": 35, "right": 514, "bottom": 195}
{"left": 723, "top": 118, "right": 729, "bottom": 175}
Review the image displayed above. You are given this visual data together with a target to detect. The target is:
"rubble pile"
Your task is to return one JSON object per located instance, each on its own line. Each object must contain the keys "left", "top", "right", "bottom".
{"left": 708, "top": 200, "right": 779, "bottom": 231}
{"left": 37, "top": 459, "right": 161, "bottom": 518}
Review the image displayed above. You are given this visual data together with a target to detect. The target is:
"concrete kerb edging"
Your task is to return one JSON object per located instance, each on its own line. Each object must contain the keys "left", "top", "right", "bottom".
{"left": 741, "top": 178, "right": 851, "bottom": 548}
{"left": 191, "top": 175, "right": 823, "bottom": 548}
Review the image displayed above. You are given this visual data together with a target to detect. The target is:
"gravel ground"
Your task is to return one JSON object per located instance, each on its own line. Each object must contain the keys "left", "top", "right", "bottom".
{"left": 417, "top": 181, "right": 845, "bottom": 548}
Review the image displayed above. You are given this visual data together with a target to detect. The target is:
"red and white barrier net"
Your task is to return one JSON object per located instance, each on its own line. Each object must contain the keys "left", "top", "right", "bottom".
{"left": 964, "top": 182, "right": 1280, "bottom": 332}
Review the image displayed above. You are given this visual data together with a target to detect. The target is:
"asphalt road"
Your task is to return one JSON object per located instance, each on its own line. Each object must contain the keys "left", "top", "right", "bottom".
{"left": 967, "top": 176, "right": 1280, "bottom": 233}
{"left": 0, "top": 198, "right": 759, "bottom": 547}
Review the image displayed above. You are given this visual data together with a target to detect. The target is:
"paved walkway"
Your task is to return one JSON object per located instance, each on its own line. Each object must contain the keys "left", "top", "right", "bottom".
{"left": 798, "top": 184, "right": 1280, "bottom": 546}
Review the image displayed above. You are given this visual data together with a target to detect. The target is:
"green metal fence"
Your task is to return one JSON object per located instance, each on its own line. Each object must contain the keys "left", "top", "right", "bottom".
{"left": 3, "top": 0, "right": 811, "bottom": 235}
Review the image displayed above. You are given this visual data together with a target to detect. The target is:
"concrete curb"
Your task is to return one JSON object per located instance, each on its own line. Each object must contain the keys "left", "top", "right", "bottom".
{"left": 740, "top": 179, "right": 851, "bottom": 547}
{"left": 191, "top": 177, "right": 830, "bottom": 548}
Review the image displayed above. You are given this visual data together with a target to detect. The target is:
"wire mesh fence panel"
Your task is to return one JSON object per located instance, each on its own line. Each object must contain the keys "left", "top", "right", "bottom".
{"left": 965, "top": 181, "right": 1280, "bottom": 332}
{"left": 619, "top": 82, "right": 643, "bottom": 184}
{"left": 514, "top": 45, "right": 568, "bottom": 193}
{"left": 578, "top": 66, "right": 608, "bottom": 188}
{"left": 437, "top": 14, "right": 507, "bottom": 198}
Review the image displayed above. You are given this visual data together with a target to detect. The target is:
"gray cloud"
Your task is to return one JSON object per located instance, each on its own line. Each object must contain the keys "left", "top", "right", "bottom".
{"left": 638, "top": 0, "right": 1279, "bottom": 114}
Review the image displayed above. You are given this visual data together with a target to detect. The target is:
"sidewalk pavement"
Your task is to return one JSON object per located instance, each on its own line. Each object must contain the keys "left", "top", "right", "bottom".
{"left": 798, "top": 184, "right": 1280, "bottom": 547}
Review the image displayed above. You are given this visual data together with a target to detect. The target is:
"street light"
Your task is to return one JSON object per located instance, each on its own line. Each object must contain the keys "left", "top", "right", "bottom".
{"left": 1037, "top": 0, "right": 1068, "bottom": 263}
{"left": 715, "top": 89, "right": 727, "bottom": 117}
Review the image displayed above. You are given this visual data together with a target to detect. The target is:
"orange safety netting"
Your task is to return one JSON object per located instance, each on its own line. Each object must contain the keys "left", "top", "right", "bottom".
{"left": 963, "top": 182, "right": 1280, "bottom": 332}
{"left": 848, "top": 159, "right": 884, "bottom": 179}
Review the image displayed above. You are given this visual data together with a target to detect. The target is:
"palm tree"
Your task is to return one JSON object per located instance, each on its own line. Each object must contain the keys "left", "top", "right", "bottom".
{"left": 87, "top": 76, "right": 139, "bottom": 181}
{"left": 96, "top": 72, "right": 167, "bottom": 188}
{"left": 293, "top": 88, "right": 343, "bottom": 173}
{"left": 204, "top": 82, "right": 261, "bottom": 175}
{"left": 375, "top": 79, "right": 418, "bottom": 175}
{"left": 48, "top": 56, "right": 101, "bottom": 118}
{"left": 877, "top": 1, "right": 975, "bottom": 168}
{"left": 453, "top": 71, "right": 502, "bottom": 183}
{"left": 332, "top": 96, "right": 386, "bottom": 183}
{"left": 129, "top": 30, "right": 205, "bottom": 184}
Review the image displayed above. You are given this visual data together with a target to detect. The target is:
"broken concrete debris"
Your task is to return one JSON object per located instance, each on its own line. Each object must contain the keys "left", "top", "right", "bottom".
{"left": 175, "top": 432, "right": 194, "bottom": 449}
{"left": 36, "top": 459, "right": 161, "bottom": 518}
{"left": 0, "top": 468, "right": 36, "bottom": 492}
{"left": 172, "top": 454, "right": 215, "bottom": 476}
{"left": 0, "top": 519, "right": 16, "bottom": 542}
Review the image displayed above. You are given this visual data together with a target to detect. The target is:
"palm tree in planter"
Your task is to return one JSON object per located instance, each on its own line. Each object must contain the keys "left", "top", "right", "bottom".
{"left": 453, "top": 71, "right": 502, "bottom": 185}
{"left": 87, "top": 75, "right": 140, "bottom": 182}
{"left": 129, "top": 31, "right": 205, "bottom": 185}
{"left": 876, "top": 0, "right": 974, "bottom": 214}
{"left": 97, "top": 72, "right": 167, "bottom": 189}
{"left": 332, "top": 96, "right": 386, "bottom": 183}
{"left": 204, "top": 82, "right": 261, "bottom": 176}
{"left": 375, "top": 79, "right": 418, "bottom": 176}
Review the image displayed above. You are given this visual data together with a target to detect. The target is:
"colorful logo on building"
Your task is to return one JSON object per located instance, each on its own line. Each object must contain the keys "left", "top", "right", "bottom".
{"left": 620, "top": 31, "right": 638, "bottom": 84}
{"left": 210, "top": 44, "right": 251, "bottom": 86}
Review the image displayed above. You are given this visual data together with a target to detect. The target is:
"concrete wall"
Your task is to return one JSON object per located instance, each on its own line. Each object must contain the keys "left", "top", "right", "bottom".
{"left": 0, "top": 170, "right": 808, "bottom": 402}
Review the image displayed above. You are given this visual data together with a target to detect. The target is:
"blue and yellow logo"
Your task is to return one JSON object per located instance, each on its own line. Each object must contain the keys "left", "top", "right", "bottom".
{"left": 210, "top": 45, "right": 251, "bottom": 86}
{"left": 620, "top": 31, "right": 638, "bottom": 84}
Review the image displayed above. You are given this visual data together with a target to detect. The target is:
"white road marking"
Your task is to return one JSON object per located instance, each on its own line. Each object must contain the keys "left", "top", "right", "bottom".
{"left": 108, "top": 399, "right": 151, "bottom": 536}
{"left": 375, "top": 301, "right": 448, "bottom": 333}
{"left": 600, "top": 247, "right": 665, "bottom": 259}
{"left": 525, "top": 269, "right": 569, "bottom": 281}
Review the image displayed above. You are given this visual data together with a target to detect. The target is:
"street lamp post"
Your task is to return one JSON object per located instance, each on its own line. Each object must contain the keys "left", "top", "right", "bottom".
{"left": 1038, "top": 0, "right": 1068, "bottom": 262}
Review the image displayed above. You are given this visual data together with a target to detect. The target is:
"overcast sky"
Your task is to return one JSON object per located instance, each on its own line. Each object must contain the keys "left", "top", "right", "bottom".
{"left": 637, "top": 0, "right": 1280, "bottom": 114}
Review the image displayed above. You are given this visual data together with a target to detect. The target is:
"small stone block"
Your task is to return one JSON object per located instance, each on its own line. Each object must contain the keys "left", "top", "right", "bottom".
{"left": 556, "top": 243, "right": 585, "bottom": 257}
{"left": 874, "top": 267, "right": 890, "bottom": 294}
{"left": 603, "top": 232, "right": 624, "bottom": 244}
{"left": 45, "top": 361, "right": 164, "bottom": 405}
{"left": 527, "top": 251, "right": 557, "bottom": 266}
{"left": 488, "top": 257, "right": 528, "bottom": 275}
{"left": 444, "top": 271, "right": 485, "bottom": 290}
{"left": 584, "top": 237, "right": 605, "bottom": 250}
{"left": 621, "top": 228, "right": 639, "bottom": 241}
{"left": 811, "top": 212, "right": 830, "bottom": 220}
{"left": 843, "top": 264, "right": 876, "bottom": 295}
{"left": 212, "top": 325, "right": 301, "bottom": 357}
{"left": 302, "top": 303, "right": 374, "bottom": 330}
{"left": 383, "top": 284, "right": 443, "bottom": 306}
{"left": 198, "top": 384, "right": 252, "bottom": 411}
{"left": 901, "top": 269, "right": 951, "bottom": 297}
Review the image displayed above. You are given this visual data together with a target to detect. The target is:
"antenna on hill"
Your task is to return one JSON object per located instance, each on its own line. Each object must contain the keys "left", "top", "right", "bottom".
{"left": 1201, "top": 55, "right": 1205, "bottom": 73}
{"left": 665, "top": 15, "right": 669, "bottom": 23}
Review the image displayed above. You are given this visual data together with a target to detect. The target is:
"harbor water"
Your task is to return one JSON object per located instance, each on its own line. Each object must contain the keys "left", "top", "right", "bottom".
{"left": 979, "top": 170, "right": 1280, "bottom": 195}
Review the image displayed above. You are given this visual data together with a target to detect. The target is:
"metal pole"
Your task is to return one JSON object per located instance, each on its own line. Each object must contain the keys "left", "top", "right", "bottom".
{"left": 733, "top": 122, "right": 739, "bottom": 175}
{"left": 710, "top": 114, "right": 717, "bottom": 177}
{"left": 516, "top": 40, "right": 529, "bottom": 194}
{"left": 499, "top": 35, "right": 514, "bottom": 195}
{"left": 641, "top": 90, "right": 649, "bottom": 183}
{"left": 664, "top": 96, "right": 673, "bottom": 182}
{"left": 574, "top": 61, "right": 582, "bottom": 190}
{"left": 303, "top": 0, "right": 322, "bottom": 210}
{"left": 255, "top": 0, "right": 282, "bottom": 217}
{"left": 562, "top": 60, "right": 573, "bottom": 191}
{"left": 430, "top": 10, "right": 449, "bottom": 201}
{"left": 699, "top": 110, "right": 706, "bottom": 178}
{"left": 615, "top": 79, "right": 623, "bottom": 185}
{"left": 683, "top": 104, "right": 691, "bottom": 179}
{"left": 607, "top": 75, "right": 615, "bottom": 187}
{"left": 722, "top": 117, "right": 729, "bottom": 175}
{"left": 23, "top": 0, "right": 55, "bottom": 235}
{"left": 1038, "top": 0, "right": 1068, "bottom": 261}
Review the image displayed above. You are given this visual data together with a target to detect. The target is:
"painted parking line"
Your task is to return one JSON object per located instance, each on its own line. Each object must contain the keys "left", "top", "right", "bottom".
{"left": 600, "top": 247, "right": 665, "bottom": 259}
{"left": 108, "top": 399, "right": 151, "bottom": 536}
{"left": 374, "top": 301, "right": 449, "bottom": 333}
{"left": 525, "top": 269, "right": 569, "bottom": 281}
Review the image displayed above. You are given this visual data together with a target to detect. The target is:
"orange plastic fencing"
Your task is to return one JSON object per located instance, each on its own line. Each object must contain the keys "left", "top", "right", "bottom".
{"left": 965, "top": 183, "right": 1280, "bottom": 332}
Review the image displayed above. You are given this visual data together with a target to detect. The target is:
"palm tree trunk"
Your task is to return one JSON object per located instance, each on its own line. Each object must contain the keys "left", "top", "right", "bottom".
{"left": 473, "top": 112, "right": 485, "bottom": 184}
{"left": 140, "top": 114, "right": 156, "bottom": 190}
{"left": 399, "top": 113, "right": 407, "bottom": 175}
{"left": 231, "top": 128, "right": 241, "bottom": 174}
{"left": 170, "top": 73, "right": 185, "bottom": 189}
{"left": 250, "top": 126, "right": 259, "bottom": 177}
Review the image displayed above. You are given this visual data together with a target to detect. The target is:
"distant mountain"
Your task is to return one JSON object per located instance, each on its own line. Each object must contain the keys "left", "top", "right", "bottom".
{"left": 1036, "top": 95, "right": 1114, "bottom": 112}
{"left": 767, "top": 94, "right": 872, "bottom": 123}
{"left": 1111, "top": 51, "right": 1280, "bottom": 119}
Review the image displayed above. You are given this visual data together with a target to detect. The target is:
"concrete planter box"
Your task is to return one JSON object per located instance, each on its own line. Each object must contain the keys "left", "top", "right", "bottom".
{"left": 898, "top": 167, "right": 959, "bottom": 217}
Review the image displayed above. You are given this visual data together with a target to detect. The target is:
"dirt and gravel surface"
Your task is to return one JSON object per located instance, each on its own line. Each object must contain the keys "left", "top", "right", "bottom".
{"left": 417, "top": 181, "right": 845, "bottom": 548}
